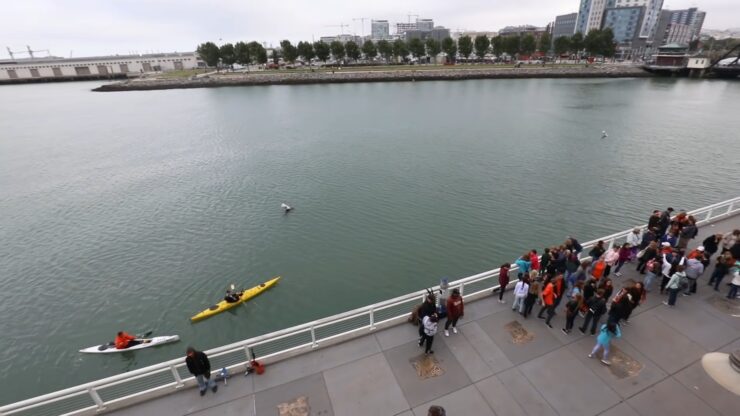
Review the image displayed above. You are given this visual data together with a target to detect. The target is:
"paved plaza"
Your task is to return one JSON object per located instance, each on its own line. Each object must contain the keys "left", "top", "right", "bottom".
{"left": 111, "top": 215, "right": 740, "bottom": 416}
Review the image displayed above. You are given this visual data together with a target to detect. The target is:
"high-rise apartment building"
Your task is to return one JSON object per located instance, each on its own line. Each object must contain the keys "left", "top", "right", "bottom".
{"left": 416, "top": 19, "right": 434, "bottom": 32}
{"left": 575, "top": 0, "right": 609, "bottom": 34}
{"left": 669, "top": 7, "right": 705, "bottom": 41}
{"left": 553, "top": 13, "right": 578, "bottom": 39}
{"left": 396, "top": 22, "right": 416, "bottom": 34}
{"left": 371, "top": 20, "right": 390, "bottom": 40}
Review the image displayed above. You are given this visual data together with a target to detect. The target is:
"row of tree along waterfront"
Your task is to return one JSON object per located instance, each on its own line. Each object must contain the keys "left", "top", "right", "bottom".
{"left": 196, "top": 29, "right": 618, "bottom": 68}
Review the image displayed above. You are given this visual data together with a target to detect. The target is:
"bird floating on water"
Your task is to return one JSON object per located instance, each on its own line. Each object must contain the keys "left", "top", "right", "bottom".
{"left": 281, "top": 203, "right": 293, "bottom": 212}
{"left": 601, "top": 130, "right": 608, "bottom": 139}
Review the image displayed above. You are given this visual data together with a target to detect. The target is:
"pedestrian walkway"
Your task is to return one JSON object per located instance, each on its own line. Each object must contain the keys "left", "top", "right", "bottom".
{"left": 110, "top": 215, "right": 740, "bottom": 416}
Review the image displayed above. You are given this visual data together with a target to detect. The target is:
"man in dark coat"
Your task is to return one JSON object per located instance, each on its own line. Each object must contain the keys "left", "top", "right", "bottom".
{"left": 186, "top": 347, "right": 217, "bottom": 396}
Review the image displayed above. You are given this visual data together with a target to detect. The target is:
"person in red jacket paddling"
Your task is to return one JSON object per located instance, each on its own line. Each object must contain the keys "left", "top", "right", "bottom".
{"left": 444, "top": 288, "right": 464, "bottom": 337}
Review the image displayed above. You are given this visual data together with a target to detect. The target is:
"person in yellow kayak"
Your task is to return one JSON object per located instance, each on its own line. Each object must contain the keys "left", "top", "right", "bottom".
{"left": 224, "top": 289, "right": 242, "bottom": 303}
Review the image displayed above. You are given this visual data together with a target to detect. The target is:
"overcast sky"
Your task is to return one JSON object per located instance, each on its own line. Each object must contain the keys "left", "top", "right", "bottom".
{"left": 1, "top": 0, "right": 736, "bottom": 58}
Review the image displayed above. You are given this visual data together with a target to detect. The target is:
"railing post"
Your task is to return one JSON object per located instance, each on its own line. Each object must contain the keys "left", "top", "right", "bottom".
{"left": 369, "top": 308, "right": 376, "bottom": 330}
{"left": 459, "top": 282, "right": 464, "bottom": 297}
{"left": 310, "top": 325, "right": 318, "bottom": 348}
{"left": 170, "top": 364, "right": 184, "bottom": 388}
{"left": 88, "top": 388, "right": 106, "bottom": 411}
{"left": 707, "top": 208, "right": 714, "bottom": 221}
{"left": 244, "top": 345, "right": 252, "bottom": 362}
{"left": 726, "top": 204, "right": 732, "bottom": 215}
{"left": 607, "top": 238, "right": 615, "bottom": 250}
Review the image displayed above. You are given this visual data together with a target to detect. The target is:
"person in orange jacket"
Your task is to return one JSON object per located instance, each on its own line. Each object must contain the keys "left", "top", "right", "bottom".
{"left": 115, "top": 331, "right": 142, "bottom": 349}
{"left": 537, "top": 276, "right": 556, "bottom": 328}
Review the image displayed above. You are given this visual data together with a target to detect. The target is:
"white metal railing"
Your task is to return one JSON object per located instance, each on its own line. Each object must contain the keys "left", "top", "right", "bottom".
{"left": 2, "top": 196, "right": 739, "bottom": 416}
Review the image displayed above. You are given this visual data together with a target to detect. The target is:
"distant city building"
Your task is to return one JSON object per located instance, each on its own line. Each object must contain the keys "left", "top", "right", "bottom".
{"left": 602, "top": 6, "right": 647, "bottom": 58}
{"left": 575, "top": 0, "right": 609, "bottom": 34}
{"left": 451, "top": 31, "right": 498, "bottom": 41}
{"left": 499, "top": 25, "right": 550, "bottom": 43}
{"left": 320, "top": 36, "right": 336, "bottom": 44}
{"left": 649, "top": 7, "right": 706, "bottom": 50}
{"left": 371, "top": 20, "right": 390, "bottom": 40}
{"left": 553, "top": 13, "right": 578, "bottom": 39}
{"left": 416, "top": 19, "right": 434, "bottom": 32}
{"left": 0, "top": 52, "right": 200, "bottom": 82}
{"left": 404, "top": 26, "right": 450, "bottom": 43}
{"left": 668, "top": 7, "right": 705, "bottom": 41}
{"left": 396, "top": 22, "right": 416, "bottom": 34}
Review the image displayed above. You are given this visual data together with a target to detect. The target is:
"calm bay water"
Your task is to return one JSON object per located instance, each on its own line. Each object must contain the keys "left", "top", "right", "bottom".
{"left": 1, "top": 77, "right": 739, "bottom": 404}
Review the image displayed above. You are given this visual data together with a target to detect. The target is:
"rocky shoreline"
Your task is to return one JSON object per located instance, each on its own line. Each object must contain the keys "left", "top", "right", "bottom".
{"left": 92, "top": 65, "right": 652, "bottom": 92}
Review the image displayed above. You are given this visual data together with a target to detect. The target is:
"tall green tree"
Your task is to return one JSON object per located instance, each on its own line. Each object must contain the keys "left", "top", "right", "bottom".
{"left": 271, "top": 49, "right": 279, "bottom": 64}
{"left": 441, "top": 37, "right": 457, "bottom": 62}
{"left": 584, "top": 29, "right": 601, "bottom": 56}
{"left": 313, "top": 41, "right": 330, "bottom": 62}
{"left": 196, "top": 42, "right": 220, "bottom": 67}
{"left": 377, "top": 40, "right": 393, "bottom": 62}
{"left": 218, "top": 43, "right": 235, "bottom": 68}
{"left": 345, "top": 41, "right": 361, "bottom": 61}
{"left": 234, "top": 41, "right": 251, "bottom": 66}
{"left": 538, "top": 33, "right": 552, "bottom": 54}
{"left": 553, "top": 36, "right": 571, "bottom": 57}
{"left": 474, "top": 35, "right": 490, "bottom": 59}
{"left": 280, "top": 40, "right": 298, "bottom": 63}
{"left": 601, "top": 28, "right": 616, "bottom": 58}
{"left": 458, "top": 35, "right": 473, "bottom": 59}
{"left": 247, "top": 41, "right": 267, "bottom": 64}
{"left": 392, "top": 39, "right": 408, "bottom": 61}
{"left": 520, "top": 34, "right": 536, "bottom": 55}
{"left": 297, "top": 41, "right": 315, "bottom": 63}
{"left": 408, "top": 38, "right": 425, "bottom": 59}
{"left": 571, "top": 32, "right": 584, "bottom": 59}
{"left": 362, "top": 39, "right": 377, "bottom": 60}
{"left": 330, "top": 41, "right": 345, "bottom": 61}
{"left": 503, "top": 36, "right": 520, "bottom": 57}
{"left": 491, "top": 36, "right": 504, "bottom": 56}
{"left": 425, "top": 38, "right": 441, "bottom": 62}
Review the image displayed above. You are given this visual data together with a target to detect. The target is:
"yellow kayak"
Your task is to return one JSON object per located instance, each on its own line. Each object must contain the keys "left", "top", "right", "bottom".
{"left": 190, "top": 276, "right": 281, "bottom": 322}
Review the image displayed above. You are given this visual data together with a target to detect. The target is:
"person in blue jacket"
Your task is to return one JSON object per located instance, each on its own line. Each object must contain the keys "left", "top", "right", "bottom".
{"left": 588, "top": 322, "right": 621, "bottom": 366}
{"left": 515, "top": 253, "right": 531, "bottom": 279}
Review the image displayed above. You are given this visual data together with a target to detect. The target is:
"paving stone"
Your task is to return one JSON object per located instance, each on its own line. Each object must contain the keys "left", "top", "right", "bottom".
{"left": 323, "top": 353, "right": 408, "bottom": 416}
{"left": 474, "top": 375, "right": 527, "bottom": 416}
{"left": 597, "top": 402, "right": 640, "bottom": 416}
{"left": 518, "top": 346, "right": 621, "bottom": 416}
{"left": 254, "top": 373, "right": 333, "bottom": 416}
{"left": 252, "top": 335, "right": 380, "bottom": 392}
{"left": 476, "top": 310, "right": 564, "bottom": 366}
{"left": 621, "top": 311, "right": 706, "bottom": 374}
{"left": 375, "top": 322, "right": 424, "bottom": 351}
{"left": 411, "top": 385, "right": 495, "bottom": 416}
{"left": 566, "top": 335, "right": 668, "bottom": 398}
{"left": 187, "top": 395, "right": 255, "bottom": 416}
{"left": 651, "top": 296, "right": 737, "bottom": 350}
{"left": 384, "top": 340, "right": 471, "bottom": 408}
{"left": 454, "top": 321, "right": 513, "bottom": 376}
{"left": 673, "top": 358, "right": 740, "bottom": 416}
{"left": 496, "top": 367, "right": 558, "bottom": 416}
{"left": 627, "top": 377, "right": 720, "bottom": 416}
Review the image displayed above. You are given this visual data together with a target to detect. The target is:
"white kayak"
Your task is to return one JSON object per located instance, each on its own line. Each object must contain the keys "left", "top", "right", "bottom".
{"left": 79, "top": 335, "right": 180, "bottom": 354}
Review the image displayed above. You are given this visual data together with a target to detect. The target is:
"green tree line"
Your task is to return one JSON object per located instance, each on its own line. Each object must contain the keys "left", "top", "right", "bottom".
{"left": 197, "top": 30, "right": 614, "bottom": 68}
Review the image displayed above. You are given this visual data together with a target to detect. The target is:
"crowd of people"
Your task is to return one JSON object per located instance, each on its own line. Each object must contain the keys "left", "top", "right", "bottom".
{"left": 411, "top": 207, "right": 739, "bottom": 368}
{"left": 491, "top": 207, "right": 740, "bottom": 364}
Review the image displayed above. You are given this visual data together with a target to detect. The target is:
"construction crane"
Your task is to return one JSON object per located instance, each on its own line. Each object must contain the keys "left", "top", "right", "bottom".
{"left": 324, "top": 23, "right": 350, "bottom": 35}
{"left": 353, "top": 17, "right": 370, "bottom": 37}
{"left": 5, "top": 45, "right": 50, "bottom": 60}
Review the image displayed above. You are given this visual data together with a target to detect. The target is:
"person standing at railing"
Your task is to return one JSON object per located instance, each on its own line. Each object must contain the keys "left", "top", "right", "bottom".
{"left": 613, "top": 243, "right": 632, "bottom": 277}
{"left": 530, "top": 250, "right": 540, "bottom": 275}
{"left": 421, "top": 313, "right": 439, "bottom": 355}
{"left": 497, "top": 263, "right": 511, "bottom": 303}
{"left": 444, "top": 289, "right": 464, "bottom": 336}
{"left": 647, "top": 210, "right": 661, "bottom": 232}
{"left": 603, "top": 246, "right": 620, "bottom": 277}
{"left": 512, "top": 274, "right": 529, "bottom": 314}
{"left": 537, "top": 276, "right": 556, "bottom": 328}
{"left": 658, "top": 207, "right": 674, "bottom": 237}
{"left": 677, "top": 216, "right": 698, "bottom": 250}
{"left": 185, "top": 347, "right": 217, "bottom": 396}
{"left": 627, "top": 228, "right": 642, "bottom": 261}
{"left": 523, "top": 280, "right": 540, "bottom": 318}
{"left": 514, "top": 253, "right": 531, "bottom": 280}
{"left": 539, "top": 248, "right": 552, "bottom": 276}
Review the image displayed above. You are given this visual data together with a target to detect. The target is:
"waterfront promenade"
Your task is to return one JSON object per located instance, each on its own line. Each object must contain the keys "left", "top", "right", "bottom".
{"left": 107, "top": 215, "right": 740, "bottom": 416}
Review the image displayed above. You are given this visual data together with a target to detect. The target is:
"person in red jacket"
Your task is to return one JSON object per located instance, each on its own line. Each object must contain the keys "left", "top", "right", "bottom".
{"left": 115, "top": 331, "right": 142, "bottom": 349}
{"left": 530, "top": 250, "right": 540, "bottom": 274}
{"left": 497, "top": 263, "right": 511, "bottom": 303}
{"left": 444, "top": 288, "right": 464, "bottom": 337}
